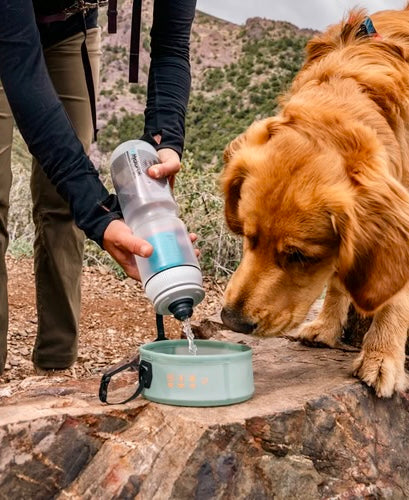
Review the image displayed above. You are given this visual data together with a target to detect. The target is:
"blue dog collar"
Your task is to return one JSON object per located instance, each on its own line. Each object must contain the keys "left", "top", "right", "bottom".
{"left": 356, "top": 17, "right": 378, "bottom": 38}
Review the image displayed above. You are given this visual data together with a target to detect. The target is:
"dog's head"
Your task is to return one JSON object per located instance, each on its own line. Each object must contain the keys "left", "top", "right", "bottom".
{"left": 221, "top": 116, "right": 409, "bottom": 335}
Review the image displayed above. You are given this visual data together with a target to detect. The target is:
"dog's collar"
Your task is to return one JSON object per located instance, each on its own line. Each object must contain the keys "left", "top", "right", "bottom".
{"left": 356, "top": 17, "right": 382, "bottom": 40}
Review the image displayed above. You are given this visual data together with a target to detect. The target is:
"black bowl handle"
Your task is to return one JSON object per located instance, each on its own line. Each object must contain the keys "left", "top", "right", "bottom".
{"left": 99, "top": 357, "right": 152, "bottom": 405}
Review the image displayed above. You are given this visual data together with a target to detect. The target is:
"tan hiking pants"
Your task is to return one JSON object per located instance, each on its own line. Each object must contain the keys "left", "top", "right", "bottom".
{"left": 0, "top": 28, "right": 101, "bottom": 372}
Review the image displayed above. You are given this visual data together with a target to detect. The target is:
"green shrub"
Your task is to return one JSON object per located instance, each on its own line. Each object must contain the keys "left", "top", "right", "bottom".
{"left": 97, "top": 113, "right": 145, "bottom": 153}
{"left": 129, "top": 83, "right": 147, "bottom": 96}
{"left": 175, "top": 151, "right": 242, "bottom": 276}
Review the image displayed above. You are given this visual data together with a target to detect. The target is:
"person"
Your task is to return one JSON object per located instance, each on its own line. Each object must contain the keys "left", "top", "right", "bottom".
{"left": 0, "top": 0, "right": 197, "bottom": 374}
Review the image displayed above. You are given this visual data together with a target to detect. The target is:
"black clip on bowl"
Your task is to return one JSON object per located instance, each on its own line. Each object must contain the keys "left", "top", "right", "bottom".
{"left": 99, "top": 314, "right": 167, "bottom": 404}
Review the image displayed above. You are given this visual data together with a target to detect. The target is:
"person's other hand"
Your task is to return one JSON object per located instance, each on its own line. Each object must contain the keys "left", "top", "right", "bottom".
{"left": 103, "top": 219, "right": 153, "bottom": 281}
{"left": 148, "top": 147, "right": 180, "bottom": 189}
{"left": 190, "top": 232, "right": 200, "bottom": 258}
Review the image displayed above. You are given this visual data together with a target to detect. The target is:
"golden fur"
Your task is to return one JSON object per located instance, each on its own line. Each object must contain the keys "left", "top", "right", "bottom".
{"left": 221, "top": 5, "right": 409, "bottom": 397}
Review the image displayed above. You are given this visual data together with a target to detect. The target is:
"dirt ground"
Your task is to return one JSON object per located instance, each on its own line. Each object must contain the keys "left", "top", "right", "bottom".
{"left": 0, "top": 256, "right": 225, "bottom": 384}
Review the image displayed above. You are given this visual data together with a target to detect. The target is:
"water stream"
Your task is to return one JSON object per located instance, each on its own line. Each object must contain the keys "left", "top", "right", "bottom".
{"left": 182, "top": 318, "right": 197, "bottom": 355}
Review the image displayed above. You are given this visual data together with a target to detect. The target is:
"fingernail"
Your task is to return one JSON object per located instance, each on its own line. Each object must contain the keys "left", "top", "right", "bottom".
{"left": 140, "top": 244, "right": 152, "bottom": 257}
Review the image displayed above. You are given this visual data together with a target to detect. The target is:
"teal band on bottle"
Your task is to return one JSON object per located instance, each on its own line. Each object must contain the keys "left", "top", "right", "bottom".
{"left": 147, "top": 231, "right": 184, "bottom": 273}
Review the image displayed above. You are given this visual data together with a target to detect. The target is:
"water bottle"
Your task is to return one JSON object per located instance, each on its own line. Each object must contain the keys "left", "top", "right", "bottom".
{"left": 110, "top": 140, "right": 205, "bottom": 320}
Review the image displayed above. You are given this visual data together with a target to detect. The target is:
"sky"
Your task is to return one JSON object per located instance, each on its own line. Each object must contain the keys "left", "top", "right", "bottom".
{"left": 195, "top": 0, "right": 406, "bottom": 31}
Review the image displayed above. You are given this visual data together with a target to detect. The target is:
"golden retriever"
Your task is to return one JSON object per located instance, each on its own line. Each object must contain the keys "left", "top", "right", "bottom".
{"left": 221, "top": 6, "right": 409, "bottom": 397}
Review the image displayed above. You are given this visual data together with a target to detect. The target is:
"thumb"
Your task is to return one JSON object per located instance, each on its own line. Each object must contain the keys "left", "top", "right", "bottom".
{"left": 103, "top": 219, "right": 153, "bottom": 258}
{"left": 118, "top": 232, "right": 153, "bottom": 258}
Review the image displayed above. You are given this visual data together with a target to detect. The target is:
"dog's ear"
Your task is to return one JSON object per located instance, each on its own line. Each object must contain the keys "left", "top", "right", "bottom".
{"left": 221, "top": 158, "right": 248, "bottom": 235}
{"left": 245, "top": 117, "right": 285, "bottom": 145}
{"left": 223, "top": 132, "right": 247, "bottom": 165}
{"left": 336, "top": 171, "right": 409, "bottom": 313}
{"left": 222, "top": 117, "right": 286, "bottom": 234}
{"left": 304, "top": 9, "right": 367, "bottom": 66}
{"left": 305, "top": 37, "right": 336, "bottom": 65}
{"left": 224, "top": 118, "right": 286, "bottom": 162}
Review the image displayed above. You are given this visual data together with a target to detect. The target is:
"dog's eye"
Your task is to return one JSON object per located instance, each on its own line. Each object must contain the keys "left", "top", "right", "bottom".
{"left": 285, "top": 249, "right": 319, "bottom": 266}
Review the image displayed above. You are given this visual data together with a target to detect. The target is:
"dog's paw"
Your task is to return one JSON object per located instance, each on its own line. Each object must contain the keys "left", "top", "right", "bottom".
{"left": 292, "top": 320, "right": 340, "bottom": 348}
{"left": 353, "top": 350, "right": 408, "bottom": 397}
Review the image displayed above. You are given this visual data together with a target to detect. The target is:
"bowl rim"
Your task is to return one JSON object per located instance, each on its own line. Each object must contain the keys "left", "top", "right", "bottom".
{"left": 139, "top": 339, "right": 252, "bottom": 362}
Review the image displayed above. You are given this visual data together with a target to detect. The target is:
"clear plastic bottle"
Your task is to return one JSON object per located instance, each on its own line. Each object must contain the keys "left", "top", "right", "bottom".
{"left": 110, "top": 140, "right": 205, "bottom": 320}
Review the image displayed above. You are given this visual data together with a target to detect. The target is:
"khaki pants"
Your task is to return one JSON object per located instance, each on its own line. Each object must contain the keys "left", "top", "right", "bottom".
{"left": 0, "top": 28, "right": 101, "bottom": 372}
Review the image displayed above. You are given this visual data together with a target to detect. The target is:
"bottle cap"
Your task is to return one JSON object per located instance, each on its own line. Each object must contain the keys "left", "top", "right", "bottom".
{"left": 144, "top": 266, "right": 205, "bottom": 317}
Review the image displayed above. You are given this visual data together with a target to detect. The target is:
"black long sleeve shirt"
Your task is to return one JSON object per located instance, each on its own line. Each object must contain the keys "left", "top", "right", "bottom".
{"left": 0, "top": 0, "right": 120, "bottom": 247}
{"left": 0, "top": 0, "right": 196, "bottom": 246}
{"left": 143, "top": 0, "right": 196, "bottom": 157}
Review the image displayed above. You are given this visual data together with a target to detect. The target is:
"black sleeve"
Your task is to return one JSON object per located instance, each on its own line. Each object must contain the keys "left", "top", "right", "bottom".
{"left": 142, "top": 0, "right": 197, "bottom": 157}
{"left": 0, "top": 0, "right": 121, "bottom": 248}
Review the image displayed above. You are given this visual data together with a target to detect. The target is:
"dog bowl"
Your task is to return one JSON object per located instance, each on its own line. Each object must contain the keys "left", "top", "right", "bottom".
{"left": 139, "top": 339, "right": 254, "bottom": 407}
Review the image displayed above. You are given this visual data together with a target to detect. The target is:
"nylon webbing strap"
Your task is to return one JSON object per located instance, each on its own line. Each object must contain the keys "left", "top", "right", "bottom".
{"left": 107, "top": 0, "right": 118, "bottom": 33}
{"left": 154, "top": 314, "right": 168, "bottom": 341}
{"left": 81, "top": 15, "right": 98, "bottom": 141}
{"left": 129, "top": 0, "right": 142, "bottom": 83}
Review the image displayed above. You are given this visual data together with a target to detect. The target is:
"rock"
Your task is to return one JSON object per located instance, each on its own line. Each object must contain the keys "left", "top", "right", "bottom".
{"left": 191, "top": 313, "right": 224, "bottom": 339}
{"left": 0, "top": 387, "right": 12, "bottom": 398}
{"left": 1, "top": 330, "right": 409, "bottom": 499}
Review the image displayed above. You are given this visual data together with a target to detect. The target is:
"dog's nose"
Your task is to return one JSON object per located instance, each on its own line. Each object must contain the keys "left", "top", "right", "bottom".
{"left": 221, "top": 306, "right": 257, "bottom": 334}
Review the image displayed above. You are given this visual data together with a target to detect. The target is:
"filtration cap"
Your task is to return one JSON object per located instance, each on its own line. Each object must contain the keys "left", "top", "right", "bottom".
{"left": 169, "top": 298, "right": 194, "bottom": 321}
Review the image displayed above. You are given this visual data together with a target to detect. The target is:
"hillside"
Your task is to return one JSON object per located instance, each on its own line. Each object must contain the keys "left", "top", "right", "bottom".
{"left": 96, "top": 1, "right": 314, "bottom": 164}
{"left": 8, "top": 2, "right": 315, "bottom": 275}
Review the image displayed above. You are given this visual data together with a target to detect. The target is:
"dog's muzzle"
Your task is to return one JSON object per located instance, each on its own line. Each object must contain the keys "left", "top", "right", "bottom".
{"left": 221, "top": 306, "right": 257, "bottom": 334}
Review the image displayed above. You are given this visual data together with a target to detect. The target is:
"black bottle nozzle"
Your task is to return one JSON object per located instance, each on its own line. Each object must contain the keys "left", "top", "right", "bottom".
{"left": 169, "top": 298, "right": 194, "bottom": 321}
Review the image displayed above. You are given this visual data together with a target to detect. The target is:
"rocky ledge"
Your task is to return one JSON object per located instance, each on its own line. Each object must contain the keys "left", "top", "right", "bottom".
{"left": 1, "top": 316, "right": 409, "bottom": 499}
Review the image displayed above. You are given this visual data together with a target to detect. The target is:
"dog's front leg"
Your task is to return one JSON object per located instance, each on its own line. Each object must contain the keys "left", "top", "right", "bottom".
{"left": 294, "top": 273, "right": 350, "bottom": 347}
{"left": 353, "top": 284, "right": 409, "bottom": 397}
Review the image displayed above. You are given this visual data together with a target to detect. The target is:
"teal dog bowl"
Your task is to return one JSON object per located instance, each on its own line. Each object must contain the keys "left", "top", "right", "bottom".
{"left": 139, "top": 339, "right": 254, "bottom": 407}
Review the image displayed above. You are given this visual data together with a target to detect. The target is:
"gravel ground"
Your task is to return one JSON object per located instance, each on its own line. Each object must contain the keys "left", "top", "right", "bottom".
{"left": 0, "top": 256, "right": 225, "bottom": 384}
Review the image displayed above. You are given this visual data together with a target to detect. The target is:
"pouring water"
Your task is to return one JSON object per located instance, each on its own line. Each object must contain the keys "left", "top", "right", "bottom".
{"left": 182, "top": 318, "right": 197, "bottom": 355}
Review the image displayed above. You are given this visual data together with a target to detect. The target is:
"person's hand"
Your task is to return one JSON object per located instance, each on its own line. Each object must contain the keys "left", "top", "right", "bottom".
{"left": 147, "top": 134, "right": 180, "bottom": 189}
{"left": 148, "top": 147, "right": 180, "bottom": 189}
{"left": 103, "top": 220, "right": 200, "bottom": 280}
{"left": 102, "top": 219, "right": 153, "bottom": 281}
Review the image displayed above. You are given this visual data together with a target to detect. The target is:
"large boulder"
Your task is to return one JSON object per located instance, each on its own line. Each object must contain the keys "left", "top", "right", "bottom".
{"left": 1, "top": 324, "right": 409, "bottom": 499}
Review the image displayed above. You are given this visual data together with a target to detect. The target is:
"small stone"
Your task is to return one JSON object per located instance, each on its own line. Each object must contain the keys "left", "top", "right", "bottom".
{"left": 0, "top": 386, "right": 12, "bottom": 398}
